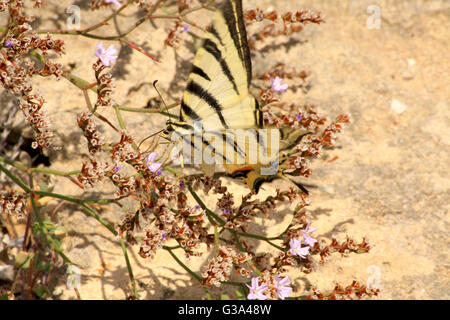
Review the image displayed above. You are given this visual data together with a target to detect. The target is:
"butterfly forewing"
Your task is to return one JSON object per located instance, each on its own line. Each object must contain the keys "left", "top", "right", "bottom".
{"left": 180, "top": 0, "right": 260, "bottom": 131}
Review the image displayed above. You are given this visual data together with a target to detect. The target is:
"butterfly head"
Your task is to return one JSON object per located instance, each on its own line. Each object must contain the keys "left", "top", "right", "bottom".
{"left": 161, "top": 120, "right": 175, "bottom": 137}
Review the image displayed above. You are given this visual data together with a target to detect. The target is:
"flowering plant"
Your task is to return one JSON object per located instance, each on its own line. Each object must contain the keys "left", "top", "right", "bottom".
{"left": 0, "top": 0, "right": 377, "bottom": 300}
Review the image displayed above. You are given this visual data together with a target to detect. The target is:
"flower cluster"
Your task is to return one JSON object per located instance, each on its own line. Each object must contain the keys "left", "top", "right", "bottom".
{"left": 201, "top": 246, "right": 251, "bottom": 287}
{"left": 145, "top": 152, "right": 162, "bottom": 175}
{"left": 245, "top": 8, "right": 324, "bottom": 45}
{"left": 164, "top": 21, "right": 189, "bottom": 48}
{"left": 138, "top": 227, "right": 167, "bottom": 259}
{"left": 94, "top": 42, "right": 118, "bottom": 67}
{"left": 0, "top": 190, "right": 27, "bottom": 218}
{"left": 312, "top": 236, "right": 372, "bottom": 263}
{"left": 247, "top": 271, "right": 292, "bottom": 300}
{"left": 19, "top": 96, "right": 54, "bottom": 150}
{"left": 259, "top": 62, "right": 309, "bottom": 83}
{"left": 218, "top": 187, "right": 308, "bottom": 232}
{"left": 92, "top": 48, "right": 117, "bottom": 109}
{"left": 136, "top": 202, "right": 209, "bottom": 259}
{"left": 77, "top": 159, "right": 109, "bottom": 188}
{"left": 77, "top": 113, "right": 105, "bottom": 155}
{"left": 271, "top": 76, "right": 288, "bottom": 93}
{"left": 0, "top": 0, "right": 65, "bottom": 150}
{"left": 187, "top": 176, "right": 228, "bottom": 195}
{"left": 308, "top": 280, "right": 380, "bottom": 300}
{"left": 109, "top": 133, "right": 150, "bottom": 175}
{"left": 260, "top": 102, "right": 350, "bottom": 182}
{"left": 90, "top": 0, "right": 122, "bottom": 10}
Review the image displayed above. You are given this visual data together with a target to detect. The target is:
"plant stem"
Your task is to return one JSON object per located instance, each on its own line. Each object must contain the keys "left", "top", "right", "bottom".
{"left": 163, "top": 246, "right": 202, "bottom": 281}
{"left": 120, "top": 240, "right": 139, "bottom": 299}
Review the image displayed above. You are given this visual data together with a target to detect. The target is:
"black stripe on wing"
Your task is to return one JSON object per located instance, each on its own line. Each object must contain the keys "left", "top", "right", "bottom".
{"left": 221, "top": 0, "right": 252, "bottom": 86}
{"left": 191, "top": 65, "right": 211, "bottom": 81}
{"left": 209, "top": 25, "right": 224, "bottom": 47}
{"left": 194, "top": 133, "right": 228, "bottom": 162}
{"left": 179, "top": 132, "right": 227, "bottom": 163}
{"left": 181, "top": 100, "right": 201, "bottom": 121}
{"left": 186, "top": 81, "right": 228, "bottom": 128}
{"left": 203, "top": 39, "right": 239, "bottom": 95}
{"left": 171, "top": 121, "right": 194, "bottom": 131}
{"left": 254, "top": 99, "right": 263, "bottom": 128}
{"left": 206, "top": 130, "right": 246, "bottom": 159}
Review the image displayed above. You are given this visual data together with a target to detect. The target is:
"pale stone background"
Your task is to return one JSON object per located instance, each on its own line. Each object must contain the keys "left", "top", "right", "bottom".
{"left": 2, "top": 0, "right": 448, "bottom": 299}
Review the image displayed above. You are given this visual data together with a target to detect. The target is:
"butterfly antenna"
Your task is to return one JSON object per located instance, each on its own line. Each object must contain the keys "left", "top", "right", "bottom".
{"left": 136, "top": 81, "right": 174, "bottom": 151}
{"left": 137, "top": 128, "right": 165, "bottom": 150}
{"left": 152, "top": 80, "right": 171, "bottom": 123}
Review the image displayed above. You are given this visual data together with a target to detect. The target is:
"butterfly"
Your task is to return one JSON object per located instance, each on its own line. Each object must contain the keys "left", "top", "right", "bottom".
{"left": 162, "top": 0, "right": 310, "bottom": 193}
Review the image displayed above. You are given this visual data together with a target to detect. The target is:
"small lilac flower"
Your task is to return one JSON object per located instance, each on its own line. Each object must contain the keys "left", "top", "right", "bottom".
{"left": 194, "top": 205, "right": 201, "bottom": 211}
{"left": 94, "top": 41, "right": 118, "bottom": 67}
{"left": 145, "top": 152, "right": 162, "bottom": 175}
{"left": 301, "top": 221, "right": 318, "bottom": 247}
{"left": 289, "top": 238, "right": 310, "bottom": 259}
{"left": 161, "top": 232, "right": 167, "bottom": 239}
{"left": 221, "top": 208, "right": 230, "bottom": 214}
{"left": 105, "top": 0, "right": 122, "bottom": 8}
{"left": 114, "top": 165, "right": 120, "bottom": 172}
{"left": 183, "top": 25, "right": 190, "bottom": 32}
{"left": 179, "top": 181, "right": 185, "bottom": 188}
{"left": 246, "top": 277, "right": 268, "bottom": 300}
{"left": 271, "top": 76, "right": 288, "bottom": 93}
{"left": 5, "top": 40, "right": 12, "bottom": 48}
{"left": 275, "top": 275, "right": 292, "bottom": 300}
{"left": 296, "top": 113, "right": 303, "bottom": 121}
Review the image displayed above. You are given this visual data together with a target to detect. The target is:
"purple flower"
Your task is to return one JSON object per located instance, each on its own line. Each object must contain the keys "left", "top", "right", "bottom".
{"left": 301, "top": 221, "right": 318, "bottom": 247}
{"left": 289, "top": 238, "right": 310, "bottom": 259}
{"left": 296, "top": 113, "right": 303, "bottom": 121}
{"left": 5, "top": 40, "right": 12, "bottom": 48}
{"left": 114, "top": 165, "right": 120, "bottom": 172}
{"left": 94, "top": 41, "right": 118, "bottom": 67}
{"left": 221, "top": 208, "right": 230, "bottom": 214}
{"left": 183, "top": 25, "right": 190, "bottom": 32}
{"left": 161, "top": 232, "right": 167, "bottom": 239}
{"left": 246, "top": 277, "right": 268, "bottom": 300}
{"left": 105, "top": 0, "right": 122, "bottom": 8}
{"left": 194, "top": 205, "right": 201, "bottom": 211}
{"left": 145, "top": 152, "right": 162, "bottom": 175}
{"left": 275, "top": 275, "right": 292, "bottom": 300}
{"left": 271, "top": 76, "right": 288, "bottom": 93}
{"left": 179, "top": 181, "right": 185, "bottom": 188}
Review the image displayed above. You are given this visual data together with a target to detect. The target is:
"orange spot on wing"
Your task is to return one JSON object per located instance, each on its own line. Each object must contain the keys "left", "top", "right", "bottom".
{"left": 230, "top": 165, "right": 253, "bottom": 174}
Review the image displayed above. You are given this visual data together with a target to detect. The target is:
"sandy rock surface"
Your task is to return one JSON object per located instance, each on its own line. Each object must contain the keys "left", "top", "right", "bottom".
{"left": 2, "top": 0, "right": 448, "bottom": 299}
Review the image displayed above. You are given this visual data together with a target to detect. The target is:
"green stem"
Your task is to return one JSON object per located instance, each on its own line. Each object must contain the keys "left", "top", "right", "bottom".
{"left": 230, "top": 231, "right": 261, "bottom": 276}
{"left": 113, "top": 104, "right": 126, "bottom": 130}
{"left": 0, "top": 162, "right": 30, "bottom": 192}
{"left": 1, "top": 156, "right": 80, "bottom": 176}
{"left": 79, "top": 203, "right": 117, "bottom": 236}
{"left": 37, "top": 1, "right": 131, "bottom": 38}
{"left": 28, "top": 175, "right": 73, "bottom": 264}
{"left": 120, "top": 240, "right": 139, "bottom": 299}
{"left": 117, "top": 106, "right": 178, "bottom": 119}
{"left": 186, "top": 183, "right": 225, "bottom": 226}
{"left": 64, "top": 73, "right": 98, "bottom": 93}
{"left": 163, "top": 246, "right": 202, "bottom": 281}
